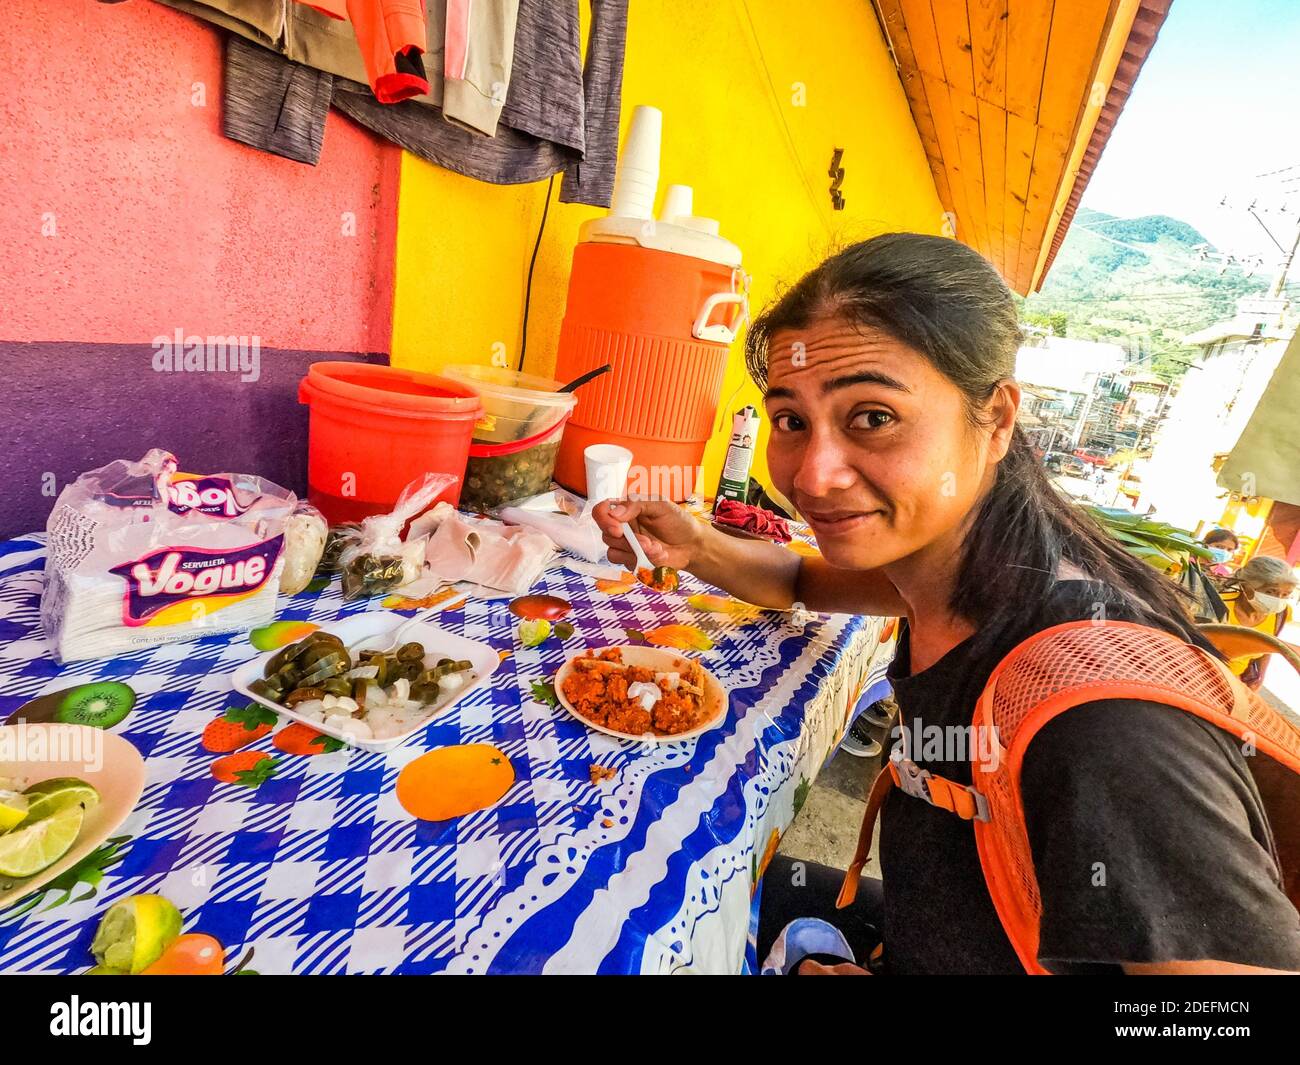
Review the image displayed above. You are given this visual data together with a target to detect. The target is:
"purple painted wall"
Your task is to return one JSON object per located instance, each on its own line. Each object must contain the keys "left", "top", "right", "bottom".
{"left": 2, "top": 342, "right": 383, "bottom": 538}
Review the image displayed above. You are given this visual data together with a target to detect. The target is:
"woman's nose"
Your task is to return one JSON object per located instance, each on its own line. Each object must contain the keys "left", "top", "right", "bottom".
{"left": 791, "top": 434, "right": 858, "bottom": 498}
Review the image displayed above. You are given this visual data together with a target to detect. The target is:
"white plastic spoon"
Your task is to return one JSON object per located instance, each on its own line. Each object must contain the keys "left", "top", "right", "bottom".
{"left": 621, "top": 521, "right": 655, "bottom": 574}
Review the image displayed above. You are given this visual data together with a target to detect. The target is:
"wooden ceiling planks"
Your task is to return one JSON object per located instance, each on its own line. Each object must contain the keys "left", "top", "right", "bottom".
{"left": 1013, "top": 0, "right": 1116, "bottom": 291}
{"left": 873, "top": 0, "right": 1161, "bottom": 295}
{"left": 1036, "top": 0, "right": 1175, "bottom": 285}
{"left": 878, "top": 0, "right": 971, "bottom": 241}
{"left": 969, "top": 0, "right": 1009, "bottom": 110}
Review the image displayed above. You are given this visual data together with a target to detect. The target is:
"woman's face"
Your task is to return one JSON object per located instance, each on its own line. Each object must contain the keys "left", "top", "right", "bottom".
{"left": 763, "top": 316, "right": 1015, "bottom": 572}
{"left": 1247, "top": 579, "right": 1297, "bottom": 604}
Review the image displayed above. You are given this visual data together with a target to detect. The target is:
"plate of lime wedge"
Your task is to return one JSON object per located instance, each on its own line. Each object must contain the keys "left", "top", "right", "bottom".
{"left": 0, "top": 724, "right": 145, "bottom": 910}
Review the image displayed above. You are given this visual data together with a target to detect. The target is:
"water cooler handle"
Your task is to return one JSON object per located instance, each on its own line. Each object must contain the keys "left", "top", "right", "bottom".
{"left": 692, "top": 291, "right": 750, "bottom": 344}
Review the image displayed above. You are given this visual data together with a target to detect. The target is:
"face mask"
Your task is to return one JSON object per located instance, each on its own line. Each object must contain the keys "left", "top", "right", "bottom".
{"left": 1209, "top": 547, "right": 1232, "bottom": 564}
{"left": 1249, "top": 591, "right": 1292, "bottom": 614}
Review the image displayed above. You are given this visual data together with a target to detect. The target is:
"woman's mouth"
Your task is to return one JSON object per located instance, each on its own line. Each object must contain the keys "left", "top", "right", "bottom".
{"left": 801, "top": 509, "right": 879, "bottom": 535}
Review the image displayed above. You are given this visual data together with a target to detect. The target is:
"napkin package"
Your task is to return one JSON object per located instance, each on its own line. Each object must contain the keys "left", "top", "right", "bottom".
{"left": 41, "top": 449, "right": 295, "bottom": 662}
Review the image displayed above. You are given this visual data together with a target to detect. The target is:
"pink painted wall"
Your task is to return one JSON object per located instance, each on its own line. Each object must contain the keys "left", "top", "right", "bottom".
{"left": 0, "top": 0, "right": 399, "bottom": 352}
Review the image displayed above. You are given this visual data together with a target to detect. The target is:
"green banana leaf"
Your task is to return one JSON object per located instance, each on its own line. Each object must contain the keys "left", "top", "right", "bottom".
{"left": 1082, "top": 505, "right": 1214, "bottom": 574}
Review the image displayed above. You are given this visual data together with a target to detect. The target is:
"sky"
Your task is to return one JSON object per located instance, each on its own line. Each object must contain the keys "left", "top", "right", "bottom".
{"left": 1081, "top": 0, "right": 1300, "bottom": 269}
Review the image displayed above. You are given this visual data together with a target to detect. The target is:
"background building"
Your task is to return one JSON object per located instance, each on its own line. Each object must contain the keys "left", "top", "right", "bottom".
{"left": 1140, "top": 295, "right": 1297, "bottom": 537}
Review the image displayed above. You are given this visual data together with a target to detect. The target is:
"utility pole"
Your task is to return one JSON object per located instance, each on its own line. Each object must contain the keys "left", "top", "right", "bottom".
{"left": 1217, "top": 165, "right": 1300, "bottom": 299}
{"left": 1267, "top": 218, "right": 1300, "bottom": 298}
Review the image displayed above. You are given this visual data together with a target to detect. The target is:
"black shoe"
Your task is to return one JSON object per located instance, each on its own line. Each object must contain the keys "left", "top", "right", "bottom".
{"left": 859, "top": 698, "right": 895, "bottom": 730}
{"left": 839, "top": 716, "right": 882, "bottom": 758}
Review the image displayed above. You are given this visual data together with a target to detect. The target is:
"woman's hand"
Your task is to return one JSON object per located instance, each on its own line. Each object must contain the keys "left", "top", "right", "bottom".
{"left": 592, "top": 499, "right": 704, "bottom": 572}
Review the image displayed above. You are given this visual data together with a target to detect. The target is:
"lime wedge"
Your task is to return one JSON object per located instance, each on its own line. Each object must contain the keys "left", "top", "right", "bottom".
{"left": 90, "top": 894, "right": 184, "bottom": 974}
{"left": 0, "top": 790, "right": 29, "bottom": 833}
{"left": 0, "top": 803, "right": 83, "bottom": 878}
{"left": 518, "top": 619, "right": 552, "bottom": 648}
{"left": 23, "top": 777, "right": 100, "bottom": 822}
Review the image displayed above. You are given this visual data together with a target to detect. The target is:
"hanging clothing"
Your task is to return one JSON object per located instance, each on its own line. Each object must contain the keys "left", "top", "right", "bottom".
{"left": 338, "top": 0, "right": 628, "bottom": 205}
{"left": 216, "top": 0, "right": 627, "bottom": 207}
{"left": 224, "top": 33, "right": 333, "bottom": 164}
{"left": 159, "top": 0, "right": 520, "bottom": 136}
{"left": 441, "top": 0, "right": 519, "bottom": 136}
{"left": 294, "top": 0, "right": 429, "bottom": 104}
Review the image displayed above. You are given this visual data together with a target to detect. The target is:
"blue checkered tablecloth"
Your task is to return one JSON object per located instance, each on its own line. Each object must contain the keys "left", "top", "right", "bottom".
{"left": 0, "top": 533, "right": 893, "bottom": 974}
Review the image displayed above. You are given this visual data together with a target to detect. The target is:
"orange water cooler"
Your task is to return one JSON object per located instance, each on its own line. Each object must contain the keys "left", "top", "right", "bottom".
{"left": 553, "top": 106, "right": 748, "bottom": 501}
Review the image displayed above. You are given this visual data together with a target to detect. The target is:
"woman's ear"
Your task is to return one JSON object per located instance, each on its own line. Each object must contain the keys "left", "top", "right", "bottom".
{"left": 986, "top": 380, "right": 1021, "bottom": 462}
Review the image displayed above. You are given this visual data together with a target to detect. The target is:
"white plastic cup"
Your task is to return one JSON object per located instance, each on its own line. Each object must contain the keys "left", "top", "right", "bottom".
{"left": 660, "top": 183, "right": 693, "bottom": 221}
{"left": 610, "top": 105, "right": 662, "bottom": 220}
{"left": 584, "top": 444, "right": 633, "bottom": 509}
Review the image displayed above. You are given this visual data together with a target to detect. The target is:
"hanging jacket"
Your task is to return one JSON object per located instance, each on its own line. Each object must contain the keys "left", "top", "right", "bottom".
{"left": 294, "top": 0, "right": 429, "bottom": 104}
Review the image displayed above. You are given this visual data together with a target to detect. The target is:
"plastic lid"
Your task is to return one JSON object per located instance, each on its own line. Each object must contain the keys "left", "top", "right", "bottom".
{"left": 440, "top": 365, "right": 579, "bottom": 411}
{"left": 578, "top": 216, "right": 743, "bottom": 267}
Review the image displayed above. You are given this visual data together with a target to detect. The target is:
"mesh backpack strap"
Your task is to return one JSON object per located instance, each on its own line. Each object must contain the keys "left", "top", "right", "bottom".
{"left": 970, "top": 620, "right": 1300, "bottom": 975}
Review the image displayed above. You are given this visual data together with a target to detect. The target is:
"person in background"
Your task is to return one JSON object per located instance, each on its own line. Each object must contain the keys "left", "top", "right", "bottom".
{"left": 1220, "top": 555, "right": 1297, "bottom": 690}
{"left": 1201, "top": 528, "right": 1239, "bottom": 578}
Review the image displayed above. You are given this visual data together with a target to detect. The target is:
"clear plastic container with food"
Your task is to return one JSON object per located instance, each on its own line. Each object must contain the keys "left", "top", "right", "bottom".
{"left": 441, "top": 365, "right": 578, "bottom": 510}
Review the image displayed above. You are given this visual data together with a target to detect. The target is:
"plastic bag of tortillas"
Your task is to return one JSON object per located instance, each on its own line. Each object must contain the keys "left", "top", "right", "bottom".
{"left": 41, "top": 449, "right": 296, "bottom": 662}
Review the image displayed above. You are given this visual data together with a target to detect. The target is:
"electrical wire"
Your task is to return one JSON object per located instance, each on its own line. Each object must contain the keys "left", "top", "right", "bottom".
{"left": 518, "top": 174, "right": 556, "bottom": 373}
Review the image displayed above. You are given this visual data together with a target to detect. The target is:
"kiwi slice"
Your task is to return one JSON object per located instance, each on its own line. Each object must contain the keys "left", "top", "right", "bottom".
{"left": 55, "top": 682, "right": 136, "bottom": 729}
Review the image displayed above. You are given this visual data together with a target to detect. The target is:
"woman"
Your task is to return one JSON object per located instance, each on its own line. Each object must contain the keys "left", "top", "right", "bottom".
{"left": 1220, "top": 555, "right": 1297, "bottom": 690}
{"left": 1201, "top": 527, "right": 1239, "bottom": 578}
{"left": 593, "top": 234, "right": 1300, "bottom": 975}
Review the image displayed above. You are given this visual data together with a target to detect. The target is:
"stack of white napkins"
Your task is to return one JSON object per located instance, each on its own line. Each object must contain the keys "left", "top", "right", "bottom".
{"left": 409, "top": 503, "right": 557, "bottom": 597}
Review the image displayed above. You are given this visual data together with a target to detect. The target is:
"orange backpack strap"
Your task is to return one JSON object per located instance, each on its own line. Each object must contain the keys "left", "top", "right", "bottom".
{"left": 836, "top": 745, "right": 990, "bottom": 909}
{"left": 972, "top": 620, "right": 1300, "bottom": 974}
{"left": 836, "top": 765, "right": 894, "bottom": 908}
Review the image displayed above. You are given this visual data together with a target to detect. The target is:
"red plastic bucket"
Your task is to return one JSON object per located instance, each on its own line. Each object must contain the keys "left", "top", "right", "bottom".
{"left": 297, "top": 362, "right": 483, "bottom": 523}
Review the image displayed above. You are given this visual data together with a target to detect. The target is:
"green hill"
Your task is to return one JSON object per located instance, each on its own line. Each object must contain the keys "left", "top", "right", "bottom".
{"left": 1021, "top": 206, "right": 1269, "bottom": 381}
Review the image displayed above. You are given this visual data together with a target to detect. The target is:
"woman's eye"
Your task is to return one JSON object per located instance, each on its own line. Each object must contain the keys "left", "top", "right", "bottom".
{"left": 851, "top": 410, "right": 893, "bottom": 430}
{"left": 772, "top": 413, "right": 805, "bottom": 432}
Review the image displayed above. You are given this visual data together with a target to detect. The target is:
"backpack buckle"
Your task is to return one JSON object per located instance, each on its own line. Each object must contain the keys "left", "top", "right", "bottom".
{"left": 889, "top": 750, "right": 990, "bottom": 822}
{"left": 890, "top": 750, "right": 933, "bottom": 801}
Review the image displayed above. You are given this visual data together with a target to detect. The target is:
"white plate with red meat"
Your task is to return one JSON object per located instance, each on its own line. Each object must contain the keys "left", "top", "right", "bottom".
{"left": 555, "top": 645, "right": 727, "bottom": 743}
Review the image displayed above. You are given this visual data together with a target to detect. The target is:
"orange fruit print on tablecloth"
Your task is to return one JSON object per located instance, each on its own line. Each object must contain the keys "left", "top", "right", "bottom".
{"left": 636, "top": 624, "right": 715, "bottom": 651}
{"left": 141, "top": 933, "right": 225, "bottom": 975}
{"left": 396, "top": 744, "right": 515, "bottom": 822}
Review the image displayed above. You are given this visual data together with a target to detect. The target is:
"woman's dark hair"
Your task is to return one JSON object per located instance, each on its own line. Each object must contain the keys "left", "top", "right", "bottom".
{"left": 1204, "top": 528, "right": 1238, "bottom": 548}
{"left": 745, "top": 233, "right": 1197, "bottom": 647}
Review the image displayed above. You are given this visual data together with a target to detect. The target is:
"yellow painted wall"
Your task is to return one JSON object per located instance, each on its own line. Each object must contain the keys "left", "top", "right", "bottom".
{"left": 391, "top": 0, "right": 944, "bottom": 490}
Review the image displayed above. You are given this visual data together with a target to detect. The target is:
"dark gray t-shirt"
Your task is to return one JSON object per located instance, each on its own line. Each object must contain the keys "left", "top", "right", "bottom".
{"left": 879, "top": 580, "right": 1300, "bottom": 974}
